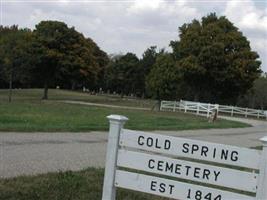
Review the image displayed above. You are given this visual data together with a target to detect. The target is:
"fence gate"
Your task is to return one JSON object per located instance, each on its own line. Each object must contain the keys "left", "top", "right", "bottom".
{"left": 101, "top": 115, "right": 267, "bottom": 200}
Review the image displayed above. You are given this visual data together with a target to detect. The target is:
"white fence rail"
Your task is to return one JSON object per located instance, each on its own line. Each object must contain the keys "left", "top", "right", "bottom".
{"left": 160, "top": 100, "right": 267, "bottom": 120}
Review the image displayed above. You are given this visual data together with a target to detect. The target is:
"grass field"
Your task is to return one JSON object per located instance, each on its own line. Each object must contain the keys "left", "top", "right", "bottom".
{"left": 0, "top": 168, "right": 170, "bottom": 200}
{"left": 0, "top": 89, "right": 249, "bottom": 132}
{"left": 0, "top": 89, "right": 253, "bottom": 199}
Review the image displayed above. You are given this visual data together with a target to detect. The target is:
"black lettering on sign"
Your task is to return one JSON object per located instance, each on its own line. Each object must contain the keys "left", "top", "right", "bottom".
{"left": 157, "top": 161, "right": 164, "bottom": 171}
{"left": 193, "top": 167, "right": 201, "bottom": 179}
{"left": 165, "top": 162, "right": 174, "bottom": 172}
{"left": 202, "top": 169, "right": 210, "bottom": 180}
{"left": 155, "top": 139, "right": 161, "bottom": 149}
{"left": 214, "top": 171, "right": 220, "bottom": 182}
{"left": 138, "top": 136, "right": 171, "bottom": 150}
{"left": 165, "top": 140, "right": 171, "bottom": 150}
{"left": 212, "top": 148, "right": 216, "bottom": 158}
{"left": 147, "top": 137, "right": 153, "bottom": 147}
{"left": 185, "top": 165, "right": 191, "bottom": 176}
{"left": 221, "top": 149, "right": 228, "bottom": 160}
{"left": 201, "top": 146, "right": 209, "bottom": 157}
{"left": 182, "top": 143, "right": 190, "bottom": 153}
{"left": 181, "top": 143, "right": 239, "bottom": 163}
{"left": 187, "top": 189, "right": 222, "bottom": 200}
{"left": 150, "top": 181, "right": 174, "bottom": 195}
{"left": 150, "top": 181, "right": 156, "bottom": 191}
{"left": 138, "top": 136, "right": 144, "bottom": 146}
{"left": 159, "top": 183, "right": 166, "bottom": 193}
{"left": 175, "top": 164, "right": 182, "bottom": 175}
{"left": 231, "top": 151, "right": 238, "bottom": 161}
{"left": 192, "top": 144, "right": 199, "bottom": 154}
{"left": 148, "top": 159, "right": 155, "bottom": 169}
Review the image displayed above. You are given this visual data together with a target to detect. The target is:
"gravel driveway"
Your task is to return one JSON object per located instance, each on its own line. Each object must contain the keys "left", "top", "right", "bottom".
{"left": 0, "top": 117, "right": 266, "bottom": 178}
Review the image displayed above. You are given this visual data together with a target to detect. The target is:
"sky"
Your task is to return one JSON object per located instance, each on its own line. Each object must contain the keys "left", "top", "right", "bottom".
{"left": 1, "top": 0, "right": 267, "bottom": 72}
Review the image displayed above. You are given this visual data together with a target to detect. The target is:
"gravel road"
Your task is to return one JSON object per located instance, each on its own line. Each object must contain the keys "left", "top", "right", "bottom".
{"left": 0, "top": 117, "right": 266, "bottom": 178}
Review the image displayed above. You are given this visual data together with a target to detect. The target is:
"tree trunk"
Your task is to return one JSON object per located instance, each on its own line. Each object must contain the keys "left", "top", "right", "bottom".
{"left": 42, "top": 82, "right": 48, "bottom": 100}
{"left": 8, "top": 72, "right": 12, "bottom": 103}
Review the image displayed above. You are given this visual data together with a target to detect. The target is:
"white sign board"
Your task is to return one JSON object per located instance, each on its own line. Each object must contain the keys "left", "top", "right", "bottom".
{"left": 115, "top": 170, "right": 255, "bottom": 200}
{"left": 101, "top": 115, "right": 267, "bottom": 200}
{"left": 120, "top": 129, "right": 261, "bottom": 169}
{"left": 117, "top": 149, "right": 258, "bottom": 192}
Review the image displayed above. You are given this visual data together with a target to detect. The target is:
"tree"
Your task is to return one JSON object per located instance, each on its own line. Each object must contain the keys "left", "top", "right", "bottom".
{"left": 146, "top": 52, "right": 179, "bottom": 109}
{"left": 105, "top": 53, "right": 140, "bottom": 97}
{"left": 170, "top": 13, "right": 261, "bottom": 104}
{"left": 31, "top": 20, "right": 106, "bottom": 99}
{"left": 139, "top": 46, "right": 158, "bottom": 97}
{"left": 0, "top": 25, "right": 32, "bottom": 102}
{"left": 238, "top": 74, "right": 267, "bottom": 110}
{"left": 85, "top": 38, "right": 109, "bottom": 91}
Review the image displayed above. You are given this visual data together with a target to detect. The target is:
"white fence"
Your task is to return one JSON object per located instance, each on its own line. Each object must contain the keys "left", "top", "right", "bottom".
{"left": 160, "top": 100, "right": 267, "bottom": 120}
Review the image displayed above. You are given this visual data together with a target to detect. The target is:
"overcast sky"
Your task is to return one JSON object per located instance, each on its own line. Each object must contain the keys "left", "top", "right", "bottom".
{"left": 1, "top": 0, "right": 267, "bottom": 72}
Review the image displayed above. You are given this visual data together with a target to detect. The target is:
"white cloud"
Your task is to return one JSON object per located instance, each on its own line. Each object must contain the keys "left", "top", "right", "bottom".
{"left": 224, "top": 0, "right": 267, "bottom": 32}
{"left": 1, "top": 0, "right": 267, "bottom": 72}
{"left": 224, "top": 0, "right": 267, "bottom": 72}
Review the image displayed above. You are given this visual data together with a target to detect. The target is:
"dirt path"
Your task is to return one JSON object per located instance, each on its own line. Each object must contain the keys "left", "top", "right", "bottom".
{"left": 60, "top": 100, "right": 150, "bottom": 111}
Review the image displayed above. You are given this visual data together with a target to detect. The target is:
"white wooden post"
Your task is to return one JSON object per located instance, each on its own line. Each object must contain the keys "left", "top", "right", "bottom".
{"left": 184, "top": 101, "right": 187, "bottom": 113}
{"left": 160, "top": 101, "right": 163, "bottom": 111}
{"left": 102, "top": 115, "right": 128, "bottom": 200}
{"left": 231, "top": 106, "right": 234, "bottom": 116}
{"left": 215, "top": 104, "right": 219, "bottom": 116}
{"left": 196, "top": 102, "right": 200, "bottom": 115}
{"left": 245, "top": 108, "right": 248, "bottom": 118}
{"left": 256, "top": 136, "right": 267, "bottom": 200}
{"left": 173, "top": 101, "right": 176, "bottom": 112}
{"left": 207, "top": 103, "right": 210, "bottom": 118}
{"left": 257, "top": 110, "right": 260, "bottom": 119}
{"left": 179, "top": 99, "right": 182, "bottom": 111}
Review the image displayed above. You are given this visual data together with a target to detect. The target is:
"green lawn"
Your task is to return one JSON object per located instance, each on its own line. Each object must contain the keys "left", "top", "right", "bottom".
{"left": 0, "top": 89, "right": 249, "bottom": 132}
{"left": 0, "top": 89, "right": 155, "bottom": 108}
{"left": 0, "top": 168, "right": 169, "bottom": 200}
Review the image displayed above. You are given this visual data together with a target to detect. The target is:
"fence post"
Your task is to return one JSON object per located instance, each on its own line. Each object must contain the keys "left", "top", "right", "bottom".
{"left": 257, "top": 136, "right": 267, "bottom": 200}
{"left": 245, "top": 108, "right": 248, "bottom": 118}
{"left": 184, "top": 101, "right": 187, "bottom": 113}
{"left": 102, "top": 115, "right": 128, "bottom": 200}
{"left": 173, "top": 101, "right": 176, "bottom": 112}
{"left": 215, "top": 104, "right": 219, "bottom": 116}
{"left": 197, "top": 102, "right": 200, "bottom": 115}
{"left": 257, "top": 110, "right": 260, "bottom": 119}
{"left": 207, "top": 103, "right": 210, "bottom": 118}
{"left": 159, "top": 101, "right": 163, "bottom": 111}
{"left": 231, "top": 106, "right": 234, "bottom": 116}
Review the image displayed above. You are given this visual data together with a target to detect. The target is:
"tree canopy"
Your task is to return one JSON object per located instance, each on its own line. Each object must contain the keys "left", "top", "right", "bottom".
{"left": 105, "top": 53, "right": 140, "bottom": 97}
{"left": 0, "top": 25, "right": 32, "bottom": 101}
{"left": 0, "top": 14, "right": 263, "bottom": 107}
{"left": 170, "top": 13, "right": 261, "bottom": 104}
{"left": 146, "top": 52, "right": 179, "bottom": 101}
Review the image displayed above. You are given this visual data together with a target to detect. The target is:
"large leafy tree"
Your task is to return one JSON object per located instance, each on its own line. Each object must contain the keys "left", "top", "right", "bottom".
{"left": 146, "top": 52, "right": 180, "bottom": 107}
{"left": 0, "top": 25, "right": 32, "bottom": 102}
{"left": 105, "top": 53, "right": 140, "bottom": 97}
{"left": 170, "top": 13, "right": 261, "bottom": 104}
{"left": 31, "top": 20, "right": 106, "bottom": 99}
{"left": 238, "top": 73, "right": 267, "bottom": 110}
{"left": 139, "top": 46, "right": 158, "bottom": 97}
{"left": 86, "top": 38, "right": 109, "bottom": 91}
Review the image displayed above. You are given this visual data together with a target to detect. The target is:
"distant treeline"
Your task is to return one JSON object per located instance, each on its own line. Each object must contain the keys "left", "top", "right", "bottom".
{"left": 0, "top": 13, "right": 266, "bottom": 109}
